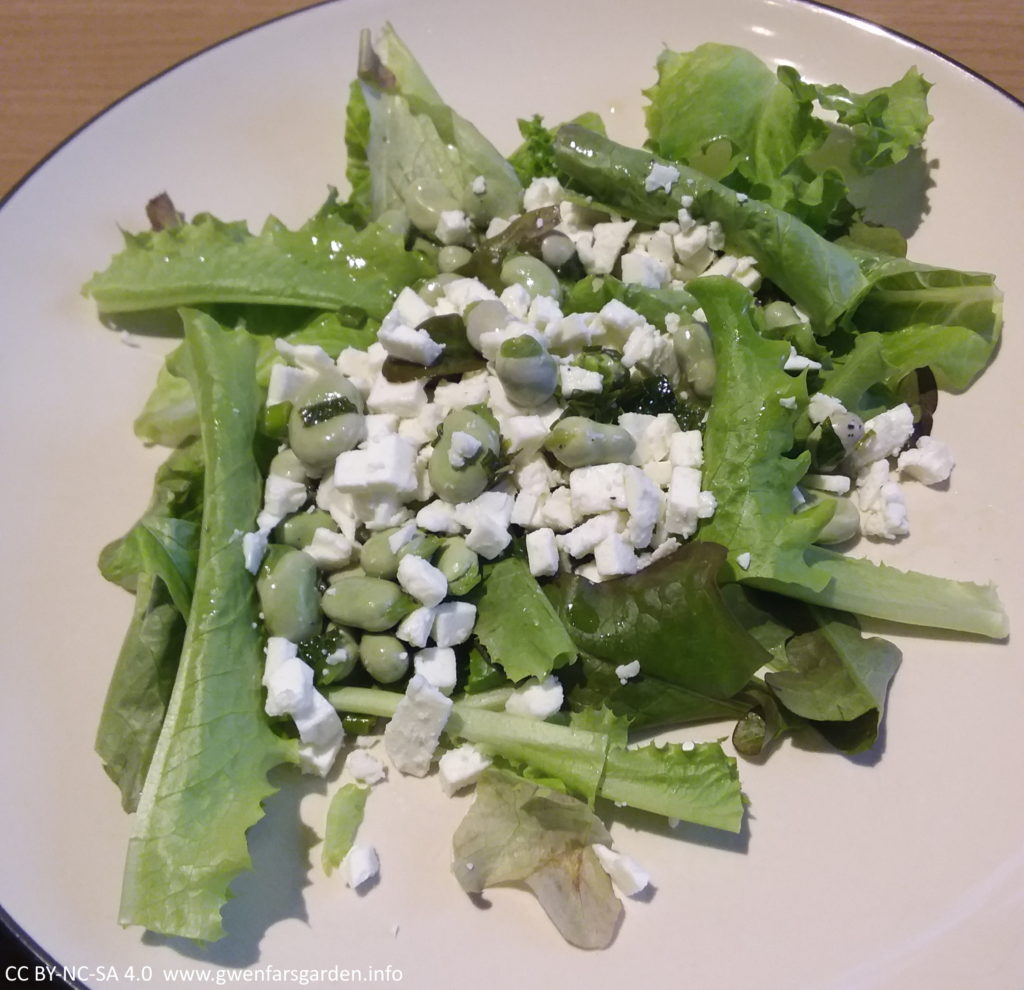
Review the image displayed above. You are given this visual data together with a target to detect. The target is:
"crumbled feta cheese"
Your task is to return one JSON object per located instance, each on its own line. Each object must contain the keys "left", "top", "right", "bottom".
{"left": 527, "top": 294, "right": 563, "bottom": 330}
{"left": 336, "top": 343, "right": 387, "bottom": 396}
{"left": 736, "top": 551, "right": 752, "bottom": 570}
{"left": 275, "top": 339, "right": 335, "bottom": 373}
{"left": 432, "top": 601, "right": 477, "bottom": 647}
{"left": 621, "top": 325, "right": 679, "bottom": 382}
{"left": 802, "top": 473, "right": 852, "bottom": 495}
{"left": 257, "top": 474, "right": 307, "bottom": 531}
{"left": 545, "top": 312, "right": 596, "bottom": 355}
{"left": 664, "top": 466, "right": 703, "bottom": 537}
{"left": 645, "top": 161, "right": 680, "bottom": 193}
{"left": 897, "top": 435, "right": 955, "bottom": 485}
{"left": 384, "top": 674, "right": 453, "bottom": 776}
{"left": 363, "top": 413, "right": 400, "bottom": 441}
{"left": 669, "top": 430, "right": 703, "bottom": 469}
{"left": 808, "top": 392, "right": 847, "bottom": 425}
{"left": 504, "top": 675, "right": 563, "bottom": 719}
{"left": 396, "top": 554, "right": 448, "bottom": 607}
{"left": 783, "top": 346, "right": 822, "bottom": 373}
{"left": 591, "top": 844, "right": 651, "bottom": 896}
{"left": 541, "top": 486, "right": 579, "bottom": 531}
{"left": 413, "top": 647, "right": 458, "bottom": 695}
{"left": 471, "top": 174, "right": 487, "bottom": 196}
{"left": 594, "top": 532, "right": 638, "bottom": 577}
{"left": 334, "top": 435, "right": 418, "bottom": 496}
{"left": 344, "top": 845, "right": 379, "bottom": 890}
{"left": 267, "top": 363, "right": 316, "bottom": 406}
{"left": 242, "top": 528, "right": 270, "bottom": 574}
{"left": 523, "top": 176, "right": 564, "bottom": 210}
{"left": 434, "top": 372, "right": 490, "bottom": 411}
{"left": 378, "top": 323, "right": 444, "bottom": 366}
{"left": 847, "top": 403, "right": 915, "bottom": 472}
{"left": 856, "top": 460, "right": 909, "bottom": 540}
{"left": 525, "top": 527, "right": 560, "bottom": 577}
{"left": 302, "top": 528, "right": 357, "bottom": 570}
{"left": 395, "top": 606, "right": 437, "bottom": 649}
{"left": 366, "top": 376, "right": 428, "bottom": 417}
{"left": 621, "top": 250, "right": 670, "bottom": 289}
{"left": 624, "top": 467, "right": 661, "bottom": 548}
{"left": 575, "top": 220, "right": 635, "bottom": 275}
{"left": 448, "top": 429, "right": 482, "bottom": 469}
{"left": 779, "top": 396, "right": 798, "bottom": 410}
{"left": 415, "top": 499, "right": 463, "bottom": 535}
{"left": 435, "top": 209, "right": 471, "bottom": 246}
{"left": 499, "top": 282, "right": 532, "bottom": 319}
{"left": 463, "top": 514, "right": 512, "bottom": 559}
{"left": 438, "top": 744, "right": 492, "bottom": 796}
{"left": 598, "top": 299, "right": 646, "bottom": 340}
{"left": 558, "top": 512, "right": 623, "bottom": 558}
{"left": 503, "top": 415, "right": 549, "bottom": 454}
{"left": 569, "top": 463, "right": 629, "bottom": 515}
{"left": 615, "top": 660, "right": 641, "bottom": 684}
{"left": 618, "top": 411, "right": 681, "bottom": 464}
{"left": 344, "top": 749, "right": 387, "bottom": 785}
{"left": 559, "top": 364, "right": 604, "bottom": 395}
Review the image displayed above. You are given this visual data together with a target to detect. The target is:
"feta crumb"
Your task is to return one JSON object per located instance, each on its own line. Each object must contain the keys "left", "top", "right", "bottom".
{"left": 645, "top": 161, "right": 680, "bottom": 193}
{"left": 416, "top": 499, "right": 463, "bottom": 535}
{"left": 668, "top": 430, "right": 703, "bottom": 468}
{"left": 384, "top": 674, "right": 453, "bottom": 776}
{"left": 344, "top": 749, "right": 387, "bottom": 785}
{"left": 438, "top": 744, "right": 492, "bottom": 796}
{"left": 395, "top": 606, "right": 437, "bottom": 649}
{"left": 366, "top": 376, "right": 428, "bottom": 418}
{"left": 523, "top": 176, "right": 563, "bottom": 211}
{"left": 334, "top": 435, "right": 418, "bottom": 496}
{"left": 344, "top": 844, "right": 379, "bottom": 890}
{"left": 594, "top": 532, "right": 639, "bottom": 577}
{"left": 432, "top": 601, "right": 477, "bottom": 647}
{"left": 808, "top": 392, "right": 847, "bottom": 425}
{"left": 396, "top": 554, "right": 448, "bottom": 607}
{"left": 615, "top": 659, "right": 641, "bottom": 684}
{"left": 435, "top": 209, "right": 472, "bottom": 246}
{"left": 591, "top": 844, "right": 651, "bottom": 896}
{"left": 471, "top": 175, "right": 487, "bottom": 196}
{"left": 569, "top": 463, "right": 629, "bottom": 515}
{"left": 620, "top": 250, "right": 670, "bottom": 289}
{"left": 504, "top": 675, "right": 564, "bottom": 719}
{"left": 448, "top": 429, "right": 482, "bottom": 469}
{"left": 779, "top": 396, "right": 797, "bottom": 410}
{"left": 378, "top": 323, "right": 444, "bottom": 366}
{"left": 559, "top": 364, "right": 604, "bottom": 395}
{"left": 783, "top": 346, "right": 822, "bottom": 373}
{"left": 897, "top": 435, "right": 955, "bottom": 485}
{"left": 302, "top": 528, "right": 357, "bottom": 570}
{"left": 736, "top": 552, "right": 752, "bottom": 570}
{"left": 802, "top": 473, "right": 852, "bottom": 495}
{"left": 856, "top": 460, "right": 909, "bottom": 540}
{"left": 847, "top": 403, "right": 915, "bottom": 472}
{"left": 413, "top": 647, "right": 458, "bottom": 696}
{"left": 242, "top": 528, "right": 270, "bottom": 574}
{"left": 526, "top": 527, "right": 560, "bottom": 577}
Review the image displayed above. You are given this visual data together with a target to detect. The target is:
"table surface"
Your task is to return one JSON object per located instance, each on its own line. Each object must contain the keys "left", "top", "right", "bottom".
{"left": 1, "top": 0, "right": 1022, "bottom": 199}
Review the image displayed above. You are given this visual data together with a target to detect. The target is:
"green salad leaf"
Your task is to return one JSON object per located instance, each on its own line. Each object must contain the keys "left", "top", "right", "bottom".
{"left": 452, "top": 768, "right": 622, "bottom": 950}
{"left": 322, "top": 784, "right": 370, "bottom": 877}
{"left": 474, "top": 556, "right": 577, "bottom": 683}
{"left": 118, "top": 311, "right": 296, "bottom": 941}
{"left": 83, "top": 192, "right": 431, "bottom": 321}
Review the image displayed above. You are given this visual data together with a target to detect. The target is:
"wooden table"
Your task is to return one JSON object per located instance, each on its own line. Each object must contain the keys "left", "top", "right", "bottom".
{"left": 1, "top": 0, "right": 1021, "bottom": 199}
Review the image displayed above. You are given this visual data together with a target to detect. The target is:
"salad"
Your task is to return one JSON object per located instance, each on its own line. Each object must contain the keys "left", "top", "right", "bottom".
{"left": 86, "top": 25, "right": 1007, "bottom": 950}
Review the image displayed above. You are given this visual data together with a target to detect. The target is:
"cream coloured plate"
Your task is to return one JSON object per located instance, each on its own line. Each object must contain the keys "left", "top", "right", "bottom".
{"left": 1, "top": 1, "right": 1021, "bottom": 987}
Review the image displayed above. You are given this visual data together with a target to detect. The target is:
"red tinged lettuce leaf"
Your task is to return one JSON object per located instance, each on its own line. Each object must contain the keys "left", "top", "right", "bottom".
{"left": 552, "top": 542, "right": 769, "bottom": 699}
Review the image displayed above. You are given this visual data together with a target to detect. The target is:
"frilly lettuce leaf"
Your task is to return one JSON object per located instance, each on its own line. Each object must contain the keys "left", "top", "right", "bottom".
{"left": 473, "top": 556, "right": 577, "bottom": 683}
{"left": 452, "top": 768, "right": 622, "bottom": 950}
{"left": 644, "top": 42, "right": 931, "bottom": 234}
{"left": 357, "top": 24, "right": 522, "bottom": 232}
{"left": 118, "top": 311, "right": 296, "bottom": 941}
{"left": 688, "top": 277, "right": 834, "bottom": 588}
{"left": 83, "top": 191, "right": 431, "bottom": 321}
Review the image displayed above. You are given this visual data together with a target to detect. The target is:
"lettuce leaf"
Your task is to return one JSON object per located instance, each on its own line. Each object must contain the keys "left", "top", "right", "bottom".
{"left": 322, "top": 784, "right": 370, "bottom": 877}
{"left": 644, "top": 43, "right": 930, "bottom": 234}
{"left": 118, "top": 310, "right": 296, "bottom": 941}
{"left": 552, "top": 124, "right": 868, "bottom": 331}
{"left": 83, "top": 192, "right": 431, "bottom": 321}
{"left": 357, "top": 24, "right": 522, "bottom": 232}
{"left": 452, "top": 768, "right": 621, "bottom": 950}
{"left": 688, "top": 277, "right": 834, "bottom": 589}
{"left": 553, "top": 541, "right": 769, "bottom": 698}
{"left": 473, "top": 556, "right": 577, "bottom": 683}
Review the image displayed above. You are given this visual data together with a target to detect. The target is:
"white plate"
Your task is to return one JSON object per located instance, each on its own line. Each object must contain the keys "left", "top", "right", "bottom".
{"left": 1, "top": 1, "right": 1021, "bottom": 987}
